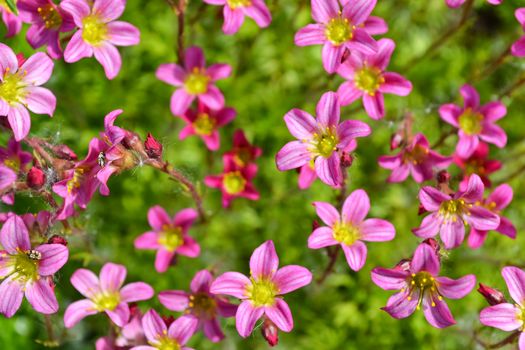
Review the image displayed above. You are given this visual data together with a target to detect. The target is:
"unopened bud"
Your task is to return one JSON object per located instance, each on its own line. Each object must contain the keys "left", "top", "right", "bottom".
{"left": 390, "top": 133, "right": 404, "bottom": 150}
{"left": 16, "top": 53, "right": 26, "bottom": 66}
{"left": 27, "top": 167, "right": 46, "bottom": 189}
{"left": 312, "top": 220, "right": 320, "bottom": 231}
{"left": 341, "top": 152, "right": 353, "bottom": 168}
{"left": 47, "top": 235, "right": 68, "bottom": 246}
{"left": 478, "top": 283, "right": 507, "bottom": 306}
{"left": 162, "top": 315, "right": 175, "bottom": 327}
{"left": 418, "top": 203, "right": 427, "bottom": 216}
{"left": 52, "top": 145, "right": 78, "bottom": 161}
{"left": 145, "top": 133, "right": 163, "bottom": 159}
{"left": 394, "top": 259, "right": 411, "bottom": 272}
{"left": 262, "top": 318, "right": 278, "bottom": 347}
{"left": 437, "top": 170, "right": 451, "bottom": 185}
{"left": 422, "top": 238, "right": 440, "bottom": 258}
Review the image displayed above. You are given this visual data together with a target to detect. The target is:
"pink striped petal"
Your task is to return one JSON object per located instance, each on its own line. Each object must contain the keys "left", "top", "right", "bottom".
{"left": 20, "top": 52, "right": 54, "bottom": 85}
{"left": 210, "top": 272, "right": 250, "bottom": 299}
{"left": 294, "top": 24, "right": 326, "bottom": 46}
{"left": 242, "top": 0, "right": 271, "bottom": 28}
{"left": 422, "top": 296, "right": 455, "bottom": 328}
{"left": 371, "top": 268, "right": 409, "bottom": 290}
{"left": 315, "top": 154, "right": 343, "bottom": 188}
{"left": 502, "top": 266, "right": 525, "bottom": 305}
{"left": 7, "top": 104, "right": 31, "bottom": 141}
{"left": 120, "top": 282, "right": 154, "bottom": 302}
{"left": 360, "top": 218, "right": 395, "bottom": 242}
{"left": 1, "top": 215, "right": 30, "bottom": 254}
{"left": 382, "top": 290, "right": 418, "bottom": 319}
{"left": 235, "top": 301, "right": 264, "bottom": 338}
{"left": 0, "top": 277, "right": 23, "bottom": 317}
{"left": 411, "top": 243, "right": 440, "bottom": 275}
{"left": 105, "top": 302, "right": 130, "bottom": 327}
{"left": 342, "top": 189, "right": 370, "bottom": 224}
{"left": 308, "top": 227, "right": 337, "bottom": 249}
{"left": 265, "top": 299, "right": 293, "bottom": 332}
{"left": 184, "top": 46, "right": 205, "bottom": 71}
{"left": 480, "top": 303, "right": 522, "bottom": 331}
{"left": 341, "top": 241, "right": 367, "bottom": 271}
{"left": 276, "top": 141, "right": 311, "bottom": 171}
{"left": 284, "top": 109, "right": 317, "bottom": 140}
{"left": 342, "top": 0, "right": 377, "bottom": 26}
{"left": 436, "top": 275, "right": 475, "bottom": 299}
{"left": 380, "top": 73, "right": 412, "bottom": 96}
{"left": 25, "top": 278, "right": 58, "bottom": 314}
{"left": 322, "top": 43, "right": 344, "bottom": 74}
{"left": 460, "top": 84, "right": 480, "bottom": 109}
{"left": 36, "top": 243, "right": 69, "bottom": 276}
{"left": 142, "top": 309, "right": 167, "bottom": 342}
{"left": 311, "top": 0, "right": 339, "bottom": 23}
{"left": 273, "top": 265, "right": 312, "bottom": 294}
{"left": 93, "top": 0, "right": 125, "bottom": 22}
{"left": 64, "top": 31, "right": 93, "bottom": 63}
{"left": 250, "top": 240, "right": 279, "bottom": 280}
{"left": 71, "top": 268, "right": 100, "bottom": 298}
{"left": 63, "top": 299, "right": 98, "bottom": 328}
{"left": 24, "top": 87, "right": 56, "bottom": 116}
{"left": 313, "top": 201, "right": 340, "bottom": 226}
{"left": 168, "top": 315, "right": 199, "bottom": 345}
{"left": 99, "top": 262, "right": 126, "bottom": 293}
{"left": 158, "top": 290, "right": 190, "bottom": 311}
{"left": 222, "top": 6, "right": 244, "bottom": 35}
{"left": 107, "top": 21, "right": 140, "bottom": 46}
{"left": 93, "top": 43, "right": 122, "bottom": 80}
{"left": 363, "top": 92, "right": 384, "bottom": 120}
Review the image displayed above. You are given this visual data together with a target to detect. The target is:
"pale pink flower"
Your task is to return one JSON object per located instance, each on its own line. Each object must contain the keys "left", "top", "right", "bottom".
{"left": 203, "top": 0, "right": 271, "bottom": 35}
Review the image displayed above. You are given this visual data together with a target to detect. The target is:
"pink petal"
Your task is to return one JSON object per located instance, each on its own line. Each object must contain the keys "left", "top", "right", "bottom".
{"left": 158, "top": 290, "right": 190, "bottom": 311}
{"left": 250, "top": 240, "right": 279, "bottom": 280}
{"left": 342, "top": 0, "right": 377, "bottom": 26}
{"left": 0, "top": 277, "right": 23, "bottom": 317}
{"left": 242, "top": 0, "right": 271, "bottom": 28}
{"left": 322, "top": 43, "right": 344, "bottom": 74}
{"left": 460, "top": 173, "right": 484, "bottom": 202}
{"left": 20, "top": 52, "right": 54, "bottom": 85}
{"left": 156, "top": 63, "right": 185, "bottom": 87}
{"left": 422, "top": 296, "right": 456, "bottom": 328}
{"left": 308, "top": 227, "right": 338, "bottom": 249}
{"left": 63, "top": 299, "right": 98, "bottom": 328}
{"left": 419, "top": 186, "right": 449, "bottom": 211}
{"left": 24, "top": 87, "right": 56, "bottom": 116}
{"left": 512, "top": 36, "right": 525, "bottom": 57}
{"left": 370, "top": 38, "right": 394, "bottom": 70}
{"left": 345, "top": 28, "right": 377, "bottom": 55}
{"left": 184, "top": 46, "right": 205, "bottom": 71}
{"left": 99, "top": 262, "right": 126, "bottom": 293}
{"left": 93, "top": 43, "right": 122, "bottom": 80}
{"left": 311, "top": 0, "right": 339, "bottom": 23}
{"left": 190, "top": 269, "right": 213, "bottom": 293}
{"left": 265, "top": 298, "right": 293, "bottom": 332}
{"left": 467, "top": 229, "right": 488, "bottom": 249}
{"left": 337, "top": 120, "right": 371, "bottom": 147}
{"left": 142, "top": 309, "right": 167, "bottom": 342}
{"left": 0, "top": 43, "right": 18, "bottom": 72}
{"left": 64, "top": 31, "right": 93, "bottom": 63}
{"left": 210, "top": 272, "right": 250, "bottom": 299}
{"left": 70, "top": 268, "right": 101, "bottom": 298}
{"left": 439, "top": 219, "right": 465, "bottom": 249}
{"left": 105, "top": 302, "right": 130, "bottom": 327}
{"left": 59, "top": 0, "right": 90, "bottom": 27}
{"left": 480, "top": 303, "right": 522, "bottom": 331}
{"left": 479, "top": 101, "right": 506, "bottom": 122}
{"left": 25, "top": 278, "right": 58, "bottom": 314}
{"left": 516, "top": 8, "right": 525, "bottom": 27}
{"left": 222, "top": 6, "right": 244, "bottom": 35}
{"left": 168, "top": 315, "right": 199, "bottom": 345}
{"left": 337, "top": 81, "right": 362, "bottom": 106}
{"left": 273, "top": 265, "right": 312, "bottom": 294}
{"left": 294, "top": 24, "right": 326, "bottom": 46}
{"left": 275, "top": 141, "right": 311, "bottom": 171}
{"left": 435, "top": 275, "right": 476, "bottom": 299}
{"left": 413, "top": 214, "right": 440, "bottom": 239}
{"left": 362, "top": 92, "right": 384, "bottom": 120}
{"left": 199, "top": 85, "right": 225, "bottom": 110}
{"left": 371, "top": 267, "right": 409, "bottom": 290}
{"left": 298, "top": 164, "right": 317, "bottom": 189}
{"left": 1, "top": 215, "right": 31, "bottom": 254}
{"left": 438, "top": 103, "right": 461, "bottom": 127}
{"left": 380, "top": 72, "right": 412, "bottom": 96}
{"left": 467, "top": 206, "right": 500, "bottom": 231}
{"left": 498, "top": 217, "right": 517, "bottom": 239}
{"left": 411, "top": 243, "right": 440, "bottom": 275}
{"left": 134, "top": 232, "right": 160, "bottom": 250}
{"left": 382, "top": 290, "right": 418, "bottom": 319}
{"left": 460, "top": 84, "right": 480, "bottom": 109}
{"left": 120, "top": 282, "right": 154, "bottom": 303}
{"left": 107, "top": 21, "right": 140, "bottom": 46}
{"left": 488, "top": 184, "right": 513, "bottom": 210}
{"left": 154, "top": 248, "right": 175, "bottom": 273}
{"left": 147, "top": 205, "right": 172, "bottom": 230}
{"left": 176, "top": 236, "right": 200, "bottom": 258}
{"left": 502, "top": 266, "right": 525, "bottom": 306}
{"left": 173, "top": 208, "right": 198, "bottom": 229}
{"left": 203, "top": 318, "right": 224, "bottom": 343}
{"left": 170, "top": 89, "right": 194, "bottom": 116}
{"left": 36, "top": 244, "right": 69, "bottom": 276}
{"left": 360, "top": 218, "right": 395, "bottom": 242}
{"left": 342, "top": 189, "right": 370, "bottom": 224}
{"left": 313, "top": 201, "right": 340, "bottom": 226}
{"left": 93, "top": 0, "right": 125, "bottom": 22}
{"left": 284, "top": 108, "right": 317, "bottom": 140}
{"left": 7, "top": 104, "right": 31, "bottom": 141}
{"left": 207, "top": 63, "right": 231, "bottom": 81}
{"left": 362, "top": 16, "right": 388, "bottom": 35}
{"left": 315, "top": 154, "right": 343, "bottom": 188}
{"left": 480, "top": 124, "right": 507, "bottom": 148}
{"left": 341, "top": 241, "right": 367, "bottom": 271}
{"left": 235, "top": 301, "right": 264, "bottom": 338}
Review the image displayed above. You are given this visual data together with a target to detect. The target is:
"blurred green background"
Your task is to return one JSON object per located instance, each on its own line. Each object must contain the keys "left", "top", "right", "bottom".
{"left": 2, "top": 0, "right": 525, "bottom": 349}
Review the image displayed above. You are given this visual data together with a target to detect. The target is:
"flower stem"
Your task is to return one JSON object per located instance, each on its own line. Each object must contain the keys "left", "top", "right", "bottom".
{"left": 316, "top": 246, "right": 340, "bottom": 285}
{"left": 44, "top": 315, "right": 57, "bottom": 345}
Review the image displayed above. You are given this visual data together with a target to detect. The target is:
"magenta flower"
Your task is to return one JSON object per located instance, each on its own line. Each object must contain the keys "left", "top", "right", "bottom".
{"left": 159, "top": 269, "right": 238, "bottom": 342}
{"left": 61, "top": 0, "right": 140, "bottom": 79}
{"left": 0, "top": 43, "right": 56, "bottom": 141}
{"left": 0, "top": 137, "right": 32, "bottom": 204}
{"left": 512, "top": 8, "right": 525, "bottom": 57}
{"left": 413, "top": 174, "right": 500, "bottom": 249}
{"left": 372, "top": 243, "right": 476, "bottom": 328}
{"left": 446, "top": 0, "right": 501, "bottom": 8}
{"left": 275, "top": 92, "right": 371, "bottom": 188}
{"left": 480, "top": 266, "right": 525, "bottom": 349}
{"left": 64, "top": 262, "right": 154, "bottom": 328}
{"left": 453, "top": 142, "right": 501, "bottom": 191}
{"left": 0, "top": 214, "right": 69, "bottom": 317}
{"left": 439, "top": 84, "right": 507, "bottom": 158}
{"left": 205, "top": 156, "right": 259, "bottom": 207}
{"left": 0, "top": 2, "right": 22, "bottom": 37}
{"left": 467, "top": 184, "right": 516, "bottom": 249}
{"left": 378, "top": 133, "right": 452, "bottom": 183}
{"left": 18, "top": 0, "right": 75, "bottom": 58}
{"left": 224, "top": 129, "right": 262, "bottom": 168}
{"left": 0, "top": 164, "right": 16, "bottom": 193}
{"left": 156, "top": 46, "right": 231, "bottom": 116}
{"left": 134, "top": 206, "right": 200, "bottom": 273}
{"left": 179, "top": 102, "right": 236, "bottom": 151}
{"left": 203, "top": 0, "right": 271, "bottom": 35}
{"left": 132, "top": 309, "right": 198, "bottom": 350}
{"left": 337, "top": 38, "right": 412, "bottom": 119}
{"left": 294, "top": 0, "right": 380, "bottom": 73}
{"left": 308, "top": 189, "right": 395, "bottom": 271}
{"left": 210, "top": 240, "right": 312, "bottom": 337}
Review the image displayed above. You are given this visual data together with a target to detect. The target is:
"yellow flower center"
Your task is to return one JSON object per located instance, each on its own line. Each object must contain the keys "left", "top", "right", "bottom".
{"left": 3, "top": 158, "right": 20, "bottom": 172}
{"left": 247, "top": 278, "right": 279, "bottom": 307}
{"left": 187, "top": 292, "right": 217, "bottom": 320}
{"left": 92, "top": 292, "right": 121, "bottom": 311}
{"left": 355, "top": 66, "right": 385, "bottom": 96}
{"left": 226, "top": 0, "right": 252, "bottom": 9}
{"left": 406, "top": 272, "right": 441, "bottom": 309}
{"left": 82, "top": 15, "right": 108, "bottom": 46}
{"left": 464, "top": 159, "right": 485, "bottom": 175}
{"left": 0, "top": 71, "right": 27, "bottom": 106}
{"left": 67, "top": 168, "right": 86, "bottom": 193}
{"left": 158, "top": 225, "right": 183, "bottom": 252}
{"left": 438, "top": 199, "right": 469, "bottom": 222}
{"left": 458, "top": 108, "right": 483, "bottom": 136}
{"left": 325, "top": 17, "right": 354, "bottom": 46}
{"left": 310, "top": 129, "right": 339, "bottom": 158}
{"left": 38, "top": 4, "right": 62, "bottom": 29}
{"left": 223, "top": 171, "right": 246, "bottom": 195}
{"left": 154, "top": 336, "right": 181, "bottom": 350}
{"left": 402, "top": 144, "right": 429, "bottom": 165}
{"left": 184, "top": 68, "right": 210, "bottom": 95}
{"left": 7, "top": 251, "right": 40, "bottom": 283}
{"left": 332, "top": 221, "right": 360, "bottom": 245}
{"left": 193, "top": 113, "right": 216, "bottom": 135}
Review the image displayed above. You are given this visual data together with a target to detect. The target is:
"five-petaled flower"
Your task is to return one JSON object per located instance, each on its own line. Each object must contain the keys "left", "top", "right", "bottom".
{"left": 156, "top": 46, "right": 232, "bottom": 116}
{"left": 413, "top": 174, "right": 500, "bottom": 249}
{"left": 0, "top": 214, "right": 69, "bottom": 317}
{"left": 223, "top": 129, "right": 262, "bottom": 168}
{"left": 210, "top": 240, "right": 313, "bottom": 337}
{"left": 454, "top": 142, "right": 501, "bottom": 191}
{"left": 294, "top": 0, "right": 380, "bottom": 73}
{"left": 62, "top": 0, "right": 140, "bottom": 79}
{"left": 203, "top": 0, "right": 272, "bottom": 35}
{"left": 134, "top": 205, "right": 200, "bottom": 273}
{"left": 64, "top": 262, "right": 154, "bottom": 328}
{"left": 159, "top": 269, "right": 238, "bottom": 342}
{"left": 0, "top": 43, "right": 56, "bottom": 141}
{"left": 308, "top": 189, "right": 395, "bottom": 271}
{"left": 372, "top": 242, "right": 476, "bottom": 328}
{"left": 439, "top": 84, "right": 507, "bottom": 158}
{"left": 337, "top": 38, "right": 412, "bottom": 119}
{"left": 276, "top": 92, "right": 371, "bottom": 188}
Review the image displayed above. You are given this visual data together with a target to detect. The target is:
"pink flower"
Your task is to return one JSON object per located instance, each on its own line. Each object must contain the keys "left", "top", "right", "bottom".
{"left": 0, "top": 2, "right": 22, "bottom": 37}
{"left": 156, "top": 46, "right": 231, "bottom": 116}
{"left": 275, "top": 92, "right": 371, "bottom": 188}
{"left": 158, "top": 269, "right": 238, "bottom": 342}
{"left": 96, "top": 305, "right": 147, "bottom": 349}
{"left": 0, "top": 137, "right": 32, "bottom": 203}
{"left": 205, "top": 156, "right": 259, "bottom": 207}
{"left": 372, "top": 243, "right": 476, "bottom": 328}
{"left": 132, "top": 309, "right": 198, "bottom": 350}
{"left": 210, "top": 240, "right": 312, "bottom": 337}
{"left": 18, "top": 0, "right": 75, "bottom": 58}
{"left": 203, "top": 0, "right": 271, "bottom": 35}
{"left": 62, "top": 0, "right": 140, "bottom": 79}
{"left": 294, "top": 0, "right": 380, "bottom": 73}
{"left": 0, "top": 164, "right": 16, "bottom": 193}
{"left": 336, "top": 38, "right": 412, "bottom": 120}
{"left": 308, "top": 189, "right": 395, "bottom": 271}
{"left": 453, "top": 142, "right": 501, "bottom": 190}
{"left": 179, "top": 102, "right": 236, "bottom": 151}
{"left": 446, "top": 0, "right": 501, "bottom": 8}
{"left": 413, "top": 174, "right": 500, "bottom": 249}
{"left": 0, "top": 43, "right": 56, "bottom": 141}
{"left": 467, "top": 184, "right": 516, "bottom": 249}
{"left": 0, "top": 214, "right": 68, "bottom": 317}
{"left": 439, "top": 84, "right": 507, "bottom": 158}
{"left": 224, "top": 129, "right": 262, "bottom": 168}
{"left": 512, "top": 8, "right": 525, "bottom": 57}
{"left": 134, "top": 206, "right": 200, "bottom": 273}
{"left": 378, "top": 133, "right": 452, "bottom": 183}
{"left": 64, "top": 262, "right": 154, "bottom": 328}
{"left": 480, "top": 266, "right": 525, "bottom": 349}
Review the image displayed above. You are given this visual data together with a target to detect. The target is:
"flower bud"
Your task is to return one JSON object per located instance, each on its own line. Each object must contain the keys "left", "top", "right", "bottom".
{"left": 418, "top": 203, "right": 427, "bottom": 216}
{"left": 52, "top": 144, "right": 78, "bottom": 161}
{"left": 27, "top": 166, "right": 46, "bottom": 189}
{"left": 16, "top": 53, "right": 26, "bottom": 67}
{"left": 162, "top": 315, "right": 175, "bottom": 327}
{"left": 478, "top": 283, "right": 507, "bottom": 306}
{"left": 340, "top": 152, "right": 353, "bottom": 168}
{"left": 390, "top": 132, "right": 404, "bottom": 150}
{"left": 394, "top": 259, "right": 411, "bottom": 272}
{"left": 145, "top": 133, "right": 163, "bottom": 159}
{"left": 437, "top": 170, "right": 451, "bottom": 185}
{"left": 312, "top": 220, "right": 320, "bottom": 231}
{"left": 47, "top": 235, "right": 68, "bottom": 246}
{"left": 261, "top": 318, "right": 278, "bottom": 347}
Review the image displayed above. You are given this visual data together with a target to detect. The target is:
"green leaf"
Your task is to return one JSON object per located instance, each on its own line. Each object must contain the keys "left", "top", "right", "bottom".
{"left": 5, "top": 0, "right": 17, "bottom": 15}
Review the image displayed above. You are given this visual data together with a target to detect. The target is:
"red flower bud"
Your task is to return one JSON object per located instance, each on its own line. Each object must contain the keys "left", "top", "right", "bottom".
{"left": 162, "top": 315, "right": 175, "bottom": 328}
{"left": 340, "top": 152, "right": 353, "bottom": 168}
{"left": 312, "top": 220, "right": 320, "bottom": 231}
{"left": 47, "top": 235, "right": 68, "bottom": 246}
{"left": 437, "top": 170, "right": 451, "bottom": 185}
{"left": 478, "top": 283, "right": 507, "bottom": 306}
{"left": 394, "top": 259, "right": 412, "bottom": 272}
{"left": 16, "top": 53, "right": 27, "bottom": 67}
{"left": 27, "top": 167, "right": 46, "bottom": 189}
{"left": 418, "top": 203, "right": 427, "bottom": 216}
{"left": 145, "top": 133, "right": 163, "bottom": 159}
{"left": 262, "top": 318, "right": 278, "bottom": 347}
{"left": 52, "top": 144, "right": 78, "bottom": 161}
